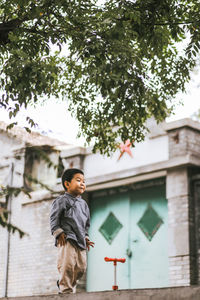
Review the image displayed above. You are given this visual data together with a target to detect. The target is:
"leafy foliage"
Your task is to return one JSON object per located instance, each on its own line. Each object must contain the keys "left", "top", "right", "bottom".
{"left": 1, "top": 0, "right": 200, "bottom": 154}
{"left": 0, "top": 145, "right": 57, "bottom": 235}
{"left": 0, "top": 187, "right": 28, "bottom": 238}
{"left": 0, "top": 206, "right": 25, "bottom": 238}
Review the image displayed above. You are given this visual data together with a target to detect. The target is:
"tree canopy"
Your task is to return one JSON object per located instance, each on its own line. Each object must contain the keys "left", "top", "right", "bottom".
{"left": 1, "top": 0, "right": 200, "bottom": 154}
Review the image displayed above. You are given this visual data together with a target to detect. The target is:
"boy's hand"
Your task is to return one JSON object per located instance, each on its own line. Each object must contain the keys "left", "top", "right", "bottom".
{"left": 57, "top": 232, "right": 66, "bottom": 247}
{"left": 86, "top": 238, "right": 95, "bottom": 251}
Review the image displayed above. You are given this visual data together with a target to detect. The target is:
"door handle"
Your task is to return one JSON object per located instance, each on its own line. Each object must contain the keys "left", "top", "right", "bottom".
{"left": 126, "top": 248, "right": 132, "bottom": 258}
{"left": 133, "top": 239, "right": 138, "bottom": 243}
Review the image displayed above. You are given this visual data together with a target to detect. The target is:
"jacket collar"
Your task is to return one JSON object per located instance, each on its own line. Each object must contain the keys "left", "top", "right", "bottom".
{"left": 65, "top": 192, "right": 81, "bottom": 200}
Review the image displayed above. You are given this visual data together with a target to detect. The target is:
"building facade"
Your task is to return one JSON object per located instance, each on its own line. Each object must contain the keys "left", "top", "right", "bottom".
{"left": 1, "top": 118, "right": 200, "bottom": 297}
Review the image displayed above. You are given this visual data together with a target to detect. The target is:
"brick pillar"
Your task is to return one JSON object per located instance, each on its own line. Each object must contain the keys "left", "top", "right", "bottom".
{"left": 60, "top": 147, "right": 86, "bottom": 170}
{"left": 24, "top": 146, "right": 60, "bottom": 190}
{"left": 167, "top": 168, "right": 191, "bottom": 286}
{"left": 190, "top": 176, "right": 200, "bottom": 284}
{"left": 166, "top": 120, "right": 200, "bottom": 286}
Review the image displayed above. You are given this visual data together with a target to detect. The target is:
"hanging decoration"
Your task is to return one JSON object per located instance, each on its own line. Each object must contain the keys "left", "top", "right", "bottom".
{"left": 117, "top": 139, "right": 133, "bottom": 160}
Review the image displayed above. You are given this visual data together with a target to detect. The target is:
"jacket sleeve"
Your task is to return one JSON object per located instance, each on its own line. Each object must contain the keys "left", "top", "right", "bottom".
{"left": 50, "top": 197, "right": 64, "bottom": 239}
{"left": 85, "top": 204, "right": 90, "bottom": 239}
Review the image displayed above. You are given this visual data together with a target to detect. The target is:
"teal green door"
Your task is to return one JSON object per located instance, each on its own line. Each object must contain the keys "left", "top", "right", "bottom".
{"left": 87, "top": 183, "right": 168, "bottom": 291}
{"left": 130, "top": 185, "right": 168, "bottom": 288}
{"left": 87, "top": 192, "right": 130, "bottom": 291}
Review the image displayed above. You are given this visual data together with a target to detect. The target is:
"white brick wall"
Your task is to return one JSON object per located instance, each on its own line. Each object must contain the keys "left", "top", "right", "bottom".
{"left": 1, "top": 194, "right": 58, "bottom": 297}
{"left": 169, "top": 256, "right": 190, "bottom": 286}
{"left": 0, "top": 226, "right": 8, "bottom": 297}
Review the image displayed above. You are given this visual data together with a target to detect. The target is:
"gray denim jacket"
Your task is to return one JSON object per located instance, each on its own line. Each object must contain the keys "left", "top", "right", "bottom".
{"left": 50, "top": 192, "right": 90, "bottom": 249}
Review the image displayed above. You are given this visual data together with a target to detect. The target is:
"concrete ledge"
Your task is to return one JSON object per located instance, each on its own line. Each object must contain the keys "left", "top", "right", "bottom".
{"left": 2, "top": 286, "right": 200, "bottom": 300}
{"left": 60, "top": 146, "right": 87, "bottom": 158}
{"left": 86, "top": 154, "right": 200, "bottom": 191}
{"left": 165, "top": 118, "right": 200, "bottom": 132}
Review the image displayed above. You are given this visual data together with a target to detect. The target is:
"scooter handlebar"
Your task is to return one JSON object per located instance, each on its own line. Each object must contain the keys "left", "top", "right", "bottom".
{"left": 104, "top": 257, "right": 126, "bottom": 263}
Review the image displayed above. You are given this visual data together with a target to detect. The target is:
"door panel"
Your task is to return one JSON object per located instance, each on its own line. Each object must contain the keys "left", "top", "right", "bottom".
{"left": 130, "top": 185, "right": 168, "bottom": 288}
{"left": 87, "top": 192, "right": 130, "bottom": 291}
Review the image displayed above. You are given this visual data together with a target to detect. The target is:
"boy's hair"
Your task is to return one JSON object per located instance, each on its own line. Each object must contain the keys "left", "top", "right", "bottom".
{"left": 62, "top": 168, "right": 84, "bottom": 191}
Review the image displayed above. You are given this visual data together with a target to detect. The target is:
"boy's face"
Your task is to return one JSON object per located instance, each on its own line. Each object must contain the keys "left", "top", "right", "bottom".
{"left": 64, "top": 173, "right": 86, "bottom": 197}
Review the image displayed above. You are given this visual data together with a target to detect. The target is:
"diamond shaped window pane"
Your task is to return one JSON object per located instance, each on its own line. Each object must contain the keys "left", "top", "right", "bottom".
{"left": 99, "top": 212, "right": 123, "bottom": 244}
{"left": 137, "top": 204, "right": 163, "bottom": 241}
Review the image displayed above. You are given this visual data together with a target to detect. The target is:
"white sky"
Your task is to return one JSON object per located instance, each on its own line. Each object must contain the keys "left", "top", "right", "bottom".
{"left": 167, "top": 67, "right": 200, "bottom": 121}
{"left": 0, "top": 67, "right": 199, "bottom": 147}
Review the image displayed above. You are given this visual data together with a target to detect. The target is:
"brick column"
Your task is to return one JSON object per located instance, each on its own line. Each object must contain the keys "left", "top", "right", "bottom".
{"left": 60, "top": 147, "right": 86, "bottom": 170}
{"left": 167, "top": 168, "right": 191, "bottom": 286}
{"left": 166, "top": 120, "right": 200, "bottom": 286}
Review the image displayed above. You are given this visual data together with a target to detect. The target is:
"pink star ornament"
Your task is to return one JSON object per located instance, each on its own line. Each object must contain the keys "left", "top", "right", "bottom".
{"left": 118, "top": 139, "right": 133, "bottom": 160}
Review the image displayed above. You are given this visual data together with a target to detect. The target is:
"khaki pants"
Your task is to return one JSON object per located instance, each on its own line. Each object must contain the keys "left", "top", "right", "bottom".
{"left": 57, "top": 241, "right": 87, "bottom": 294}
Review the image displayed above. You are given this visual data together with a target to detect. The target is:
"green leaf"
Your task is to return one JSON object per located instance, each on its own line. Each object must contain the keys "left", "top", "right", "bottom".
{"left": 0, "top": 0, "right": 199, "bottom": 156}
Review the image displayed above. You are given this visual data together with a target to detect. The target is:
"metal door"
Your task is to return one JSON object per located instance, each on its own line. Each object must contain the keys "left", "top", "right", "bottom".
{"left": 87, "top": 184, "right": 168, "bottom": 291}
{"left": 87, "top": 191, "right": 130, "bottom": 291}
{"left": 129, "top": 185, "right": 168, "bottom": 288}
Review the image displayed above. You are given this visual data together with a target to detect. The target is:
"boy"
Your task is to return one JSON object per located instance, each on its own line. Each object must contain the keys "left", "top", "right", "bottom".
{"left": 50, "top": 168, "right": 94, "bottom": 294}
